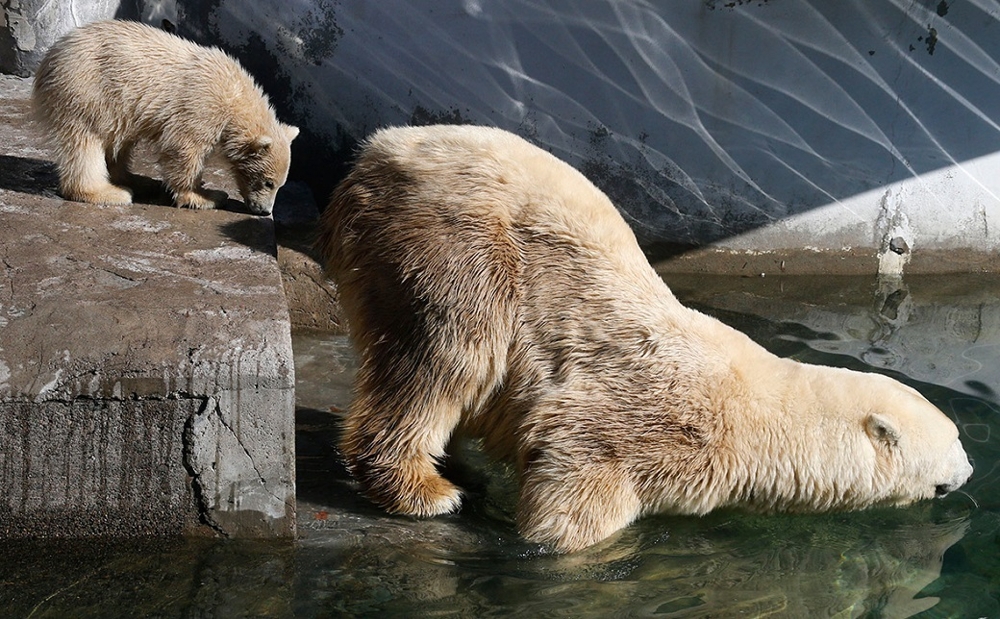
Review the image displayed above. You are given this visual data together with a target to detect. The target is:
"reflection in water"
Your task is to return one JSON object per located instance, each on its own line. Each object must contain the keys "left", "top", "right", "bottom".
{"left": 288, "top": 273, "right": 1000, "bottom": 617}
{"left": 0, "top": 538, "right": 295, "bottom": 618}
{"left": 3, "top": 275, "right": 999, "bottom": 617}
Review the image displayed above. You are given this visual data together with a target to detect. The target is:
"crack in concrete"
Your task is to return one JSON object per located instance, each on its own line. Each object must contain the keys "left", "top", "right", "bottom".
{"left": 182, "top": 393, "right": 291, "bottom": 530}
{"left": 305, "top": 271, "right": 339, "bottom": 302}
{"left": 182, "top": 396, "right": 228, "bottom": 537}
{"left": 2, "top": 258, "right": 14, "bottom": 301}
{"left": 212, "top": 400, "right": 289, "bottom": 508}
{"left": 64, "top": 255, "right": 145, "bottom": 286}
{"left": 97, "top": 266, "right": 143, "bottom": 284}
{"left": 981, "top": 201, "right": 989, "bottom": 240}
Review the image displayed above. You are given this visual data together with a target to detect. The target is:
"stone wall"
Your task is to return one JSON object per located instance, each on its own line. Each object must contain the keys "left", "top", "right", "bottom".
{"left": 6, "top": 0, "right": 1000, "bottom": 272}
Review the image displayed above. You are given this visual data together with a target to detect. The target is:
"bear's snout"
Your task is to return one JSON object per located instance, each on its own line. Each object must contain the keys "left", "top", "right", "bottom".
{"left": 936, "top": 438, "right": 974, "bottom": 497}
{"left": 936, "top": 483, "right": 956, "bottom": 497}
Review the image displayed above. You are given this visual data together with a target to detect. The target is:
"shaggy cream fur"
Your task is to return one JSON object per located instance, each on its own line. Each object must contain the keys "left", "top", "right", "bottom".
{"left": 317, "top": 124, "right": 973, "bottom": 553}
{"left": 32, "top": 20, "right": 298, "bottom": 215}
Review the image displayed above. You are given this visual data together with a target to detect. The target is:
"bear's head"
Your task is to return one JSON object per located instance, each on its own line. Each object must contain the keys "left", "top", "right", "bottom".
{"left": 227, "top": 123, "right": 299, "bottom": 216}
{"left": 847, "top": 372, "right": 974, "bottom": 506}
{"left": 726, "top": 365, "right": 973, "bottom": 514}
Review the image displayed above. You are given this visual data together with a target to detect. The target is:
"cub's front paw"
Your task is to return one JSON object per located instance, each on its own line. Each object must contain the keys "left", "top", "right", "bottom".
{"left": 174, "top": 188, "right": 227, "bottom": 210}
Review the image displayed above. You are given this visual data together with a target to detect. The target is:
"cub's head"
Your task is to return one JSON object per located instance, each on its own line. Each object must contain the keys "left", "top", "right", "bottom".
{"left": 227, "top": 122, "right": 299, "bottom": 216}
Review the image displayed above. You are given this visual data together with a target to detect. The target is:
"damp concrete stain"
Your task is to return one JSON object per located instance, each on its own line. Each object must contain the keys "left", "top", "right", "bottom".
{"left": 409, "top": 105, "right": 472, "bottom": 126}
{"left": 925, "top": 26, "right": 938, "bottom": 55}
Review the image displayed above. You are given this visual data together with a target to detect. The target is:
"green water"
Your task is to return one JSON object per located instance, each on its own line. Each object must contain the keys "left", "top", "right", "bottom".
{"left": 4, "top": 274, "right": 999, "bottom": 618}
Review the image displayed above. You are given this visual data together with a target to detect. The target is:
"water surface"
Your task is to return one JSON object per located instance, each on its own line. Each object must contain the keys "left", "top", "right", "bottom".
{"left": 4, "top": 274, "right": 999, "bottom": 618}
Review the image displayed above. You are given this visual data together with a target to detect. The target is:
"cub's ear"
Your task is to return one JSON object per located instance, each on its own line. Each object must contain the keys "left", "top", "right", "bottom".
{"left": 283, "top": 124, "right": 300, "bottom": 142}
{"left": 865, "top": 413, "right": 901, "bottom": 447}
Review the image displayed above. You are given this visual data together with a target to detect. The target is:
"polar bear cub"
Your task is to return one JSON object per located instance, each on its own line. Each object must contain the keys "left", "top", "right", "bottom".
{"left": 32, "top": 20, "right": 298, "bottom": 215}
{"left": 317, "top": 125, "right": 974, "bottom": 553}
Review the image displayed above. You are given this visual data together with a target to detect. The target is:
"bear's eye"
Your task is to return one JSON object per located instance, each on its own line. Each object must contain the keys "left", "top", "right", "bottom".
{"left": 264, "top": 181, "right": 276, "bottom": 190}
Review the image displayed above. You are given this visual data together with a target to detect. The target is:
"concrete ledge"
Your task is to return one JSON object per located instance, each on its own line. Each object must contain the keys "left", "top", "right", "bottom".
{"left": 270, "top": 181, "right": 346, "bottom": 335}
{"left": 654, "top": 246, "right": 1000, "bottom": 276}
{"left": 0, "top": 75, "right": 296, "bottom": 538}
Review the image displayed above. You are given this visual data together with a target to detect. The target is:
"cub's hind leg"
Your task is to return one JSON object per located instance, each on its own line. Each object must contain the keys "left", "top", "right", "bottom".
{"left": 58, "top": 133, "right": 131, "bottom": 204}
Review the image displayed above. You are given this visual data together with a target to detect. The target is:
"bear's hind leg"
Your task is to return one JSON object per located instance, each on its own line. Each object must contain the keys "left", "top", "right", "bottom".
{"left": 342, "top": 380, "right": 464, "bottom": 517}
{"left": 58, "top": 134, "right": 132, "bottom": 204}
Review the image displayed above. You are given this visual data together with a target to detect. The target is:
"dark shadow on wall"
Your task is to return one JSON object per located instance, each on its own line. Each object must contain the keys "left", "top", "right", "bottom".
{"left": 107, "top": 4, "right": 686, "bottom": 265}
{"left": 103, "top": 3, "right": 757, "bottom": 265}
{"left": 113, "top": 1, "right": 1000, "bottom": 264}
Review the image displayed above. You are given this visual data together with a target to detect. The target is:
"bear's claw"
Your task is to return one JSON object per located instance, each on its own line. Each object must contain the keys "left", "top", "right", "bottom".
{"left": 352, "top": 455, "right": 463, "bottom": 517}
{"left": 387, "top": 475, "right": 463, "bottom": 517}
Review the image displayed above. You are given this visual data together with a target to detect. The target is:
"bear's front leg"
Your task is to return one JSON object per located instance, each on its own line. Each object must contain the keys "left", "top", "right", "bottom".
{"left": 160, "top": 145, "right": 227, "bottom": 209}
{"left": 517, "top": 459, "right": 642, "bottom": 553}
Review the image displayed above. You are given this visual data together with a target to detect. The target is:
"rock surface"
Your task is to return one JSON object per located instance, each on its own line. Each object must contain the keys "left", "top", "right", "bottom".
{"left": 0, "top": 74, "right": 297, "bottom": 538}
{"left": 272, "top": 181, "right": 345, "bottom": 335}
{"left": 0, "top": 1, "right": 119, "bottom": 76}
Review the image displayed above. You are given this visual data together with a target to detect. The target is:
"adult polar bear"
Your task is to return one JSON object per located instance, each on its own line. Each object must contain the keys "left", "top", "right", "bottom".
{"left": 317, "top": 125, "right": 973, "bottom": 553}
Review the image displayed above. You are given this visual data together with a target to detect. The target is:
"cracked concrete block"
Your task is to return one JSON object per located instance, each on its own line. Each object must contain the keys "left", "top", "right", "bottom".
{"left": 0, "top": 75, "right": 296, "bottom": 538}
{"left": 185, "top": 391, "right": 296, "bottom": 537}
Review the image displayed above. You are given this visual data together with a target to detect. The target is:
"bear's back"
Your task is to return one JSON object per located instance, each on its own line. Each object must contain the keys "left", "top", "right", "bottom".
{"left": 359, "top": 125, "right": 645, "bottom": 263}
{"left": 34, "top": 20, "right": 256, "bottom": 120}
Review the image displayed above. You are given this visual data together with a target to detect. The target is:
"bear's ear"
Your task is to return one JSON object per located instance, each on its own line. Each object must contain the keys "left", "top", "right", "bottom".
{"left": 251, "top": 135, "right": 274, "bottom": 151}
{"left": 865, "top": 413, "right": 901, "bottom": 447}
{"left": 283, "top": 124, "right": 300, "bottom": 142}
